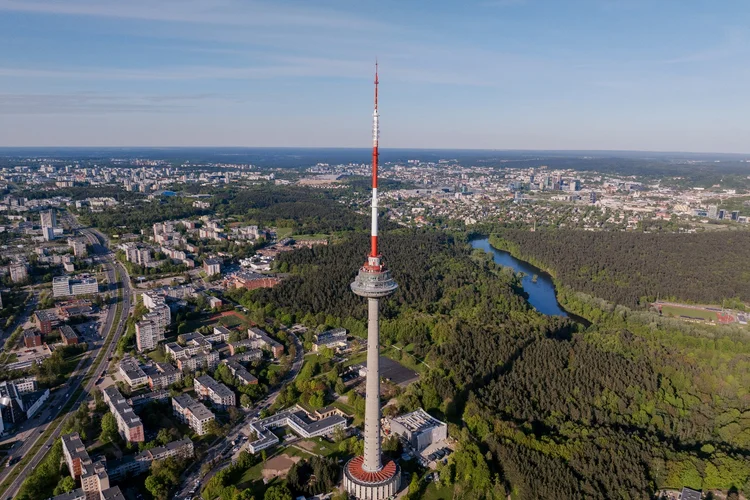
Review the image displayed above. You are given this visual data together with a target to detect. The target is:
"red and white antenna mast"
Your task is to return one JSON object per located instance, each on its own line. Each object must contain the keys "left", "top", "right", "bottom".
{"left": 370, "top": 61, "right": 380, "bottom": 262}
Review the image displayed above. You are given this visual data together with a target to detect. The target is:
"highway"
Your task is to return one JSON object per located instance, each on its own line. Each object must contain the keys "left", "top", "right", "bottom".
{"left": 0, "top": 215, "right": 133, "bottom": 499}
{"left": 174, "top": 329, "right": 304, "bottom": 499}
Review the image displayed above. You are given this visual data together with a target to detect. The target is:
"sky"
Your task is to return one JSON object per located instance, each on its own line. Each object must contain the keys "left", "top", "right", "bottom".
{"left": 0, "top": 0, "right": 749, "bottom": 152}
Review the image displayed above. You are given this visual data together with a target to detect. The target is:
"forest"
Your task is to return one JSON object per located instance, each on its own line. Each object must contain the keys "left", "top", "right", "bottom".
{"left": 78, "top": 186, "right": 372, "bottom": 236}
{"left": 246, "top": 229, "right": 750, "bottom": 499}
{"left": 488, "top": 229, "right": 750, "bottom": 307}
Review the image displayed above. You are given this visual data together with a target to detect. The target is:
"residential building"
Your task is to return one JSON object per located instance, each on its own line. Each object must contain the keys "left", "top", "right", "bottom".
{"left": 60, "top": 325, "right": 79, "bottom": 345}
{"left": 144, "top": 362, "right": 182, "bottom": 390}
{"left": 80, "top": 460, "right": 110, "bottom": 500}
{"left": 194, "top": 375, "right": 236, "bottom": 408}
{"left": 102, "top": 386, "right": 145, "bottom": 443}
{"left": 43, "top": 226, "right": 55, "bottom": 241}
{"left": 223, "top": 359, "right": 258, "bottom": 385}
{"left": 248, "top": 327, "right": 284, "bottom": 358}
{"left": 9, "top": 263, "right": 28, "bottom": 283}
{"left": 127, "top": 390, "right": 169, "bottom": 410}
{"left": 118, "top": 357, "right": 148, "bottom": 388}
{"left": 69, "top": 238, "right": 88, "bottom": 257}
{"left": 23, "top": 328, "right": 43, "bottom": 348}
{"left": 62, "top": 432, "right": 91, "bottom": 479}
{"left": 40, "top": 208, "right": 56, "bottom": 229}
{"left": 34, "top": 310, "right": 56, "bottom": 334}
{"left": 171, "top": 394, "right": 215, "bottom": 436}
{"left": 135, "top": 317, "right": 164, "bottom": 352}
{"left": 176, "top": 350, "right": 219, "bottom": 372}
{"left": 203, "top": 258, "right": 222, "bottom": 276}
{"left": 134, "top": 437, "right": 193, "bottom": 464}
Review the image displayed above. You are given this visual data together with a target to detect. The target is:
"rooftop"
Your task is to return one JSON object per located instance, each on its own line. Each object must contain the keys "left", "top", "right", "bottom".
{"left": 392, "top": 408, "right": 446, "bottom": 433}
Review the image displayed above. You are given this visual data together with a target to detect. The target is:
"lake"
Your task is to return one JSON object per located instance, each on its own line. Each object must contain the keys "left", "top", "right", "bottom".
{"left": 470, "top": 237, "right": 568, "bottom": 317}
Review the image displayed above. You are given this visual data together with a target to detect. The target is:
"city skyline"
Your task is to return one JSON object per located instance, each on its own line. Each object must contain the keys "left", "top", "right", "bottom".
{"left": 1, "top": 0, "right": 749, "bottom": 152}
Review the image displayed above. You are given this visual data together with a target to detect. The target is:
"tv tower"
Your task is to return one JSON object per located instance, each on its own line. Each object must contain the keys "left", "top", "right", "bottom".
{"left": 343, "top": 63, "right": 401, "bottom": 499}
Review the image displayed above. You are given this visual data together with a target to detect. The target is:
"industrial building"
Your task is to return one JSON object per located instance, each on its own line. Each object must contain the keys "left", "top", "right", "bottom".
{"left": 389, "top": 408, "right": 447, "bottom": 451}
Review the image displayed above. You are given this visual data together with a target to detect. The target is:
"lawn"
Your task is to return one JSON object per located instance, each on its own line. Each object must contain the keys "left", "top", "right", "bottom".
{"left": 296, "top": 437, "right": 340, "bottom": 457}
{"left": 236, "top": 445, "right": 314, "bottom": 486}
{"left": 290, "top": 233, "right": 330, "bottom": 240}
{"left": 422, "top": 482, "right": 454, "bottom": 500}
{"left": 660, "top": 305, "right": 718, "bottom": 321}
{"left": 146, "top": 349, "right": 166, "bottom": 363}
{"left": 218, "top": 314, "right": 245, "bottom": 328}
{"left": 275, "top": 227, "right": 295, "bottom": 239}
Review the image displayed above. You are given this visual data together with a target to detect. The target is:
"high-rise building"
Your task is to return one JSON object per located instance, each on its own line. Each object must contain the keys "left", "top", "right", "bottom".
{"left": 40, "top": 208, "right": 56, "bottom": 229}
{"left": 42, "top": 226, "right": 55, "bottom": 241}
{"left": 343, "top": 63, "right": 402, "bottom": 500}
{"left": 9, "top": 263, "right": 28, "bottom": 283}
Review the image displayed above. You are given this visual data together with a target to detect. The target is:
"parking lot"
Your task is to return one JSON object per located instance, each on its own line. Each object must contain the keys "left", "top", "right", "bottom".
{"left": 363, "top": 356, "right": 419, "bottom": 387}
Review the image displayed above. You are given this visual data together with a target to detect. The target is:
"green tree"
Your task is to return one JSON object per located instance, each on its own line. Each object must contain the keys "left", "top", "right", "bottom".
{"left": 99, "top": 412, "right": 118, "bottom": 442}
{"left": 240, "top": 393, "right": 252, "bottom": 408}
{"left": 53, "top": 476, "right": 76, "bottom": 495}
{"left": 264, "top": 484, "right": 293, "bottom": 500}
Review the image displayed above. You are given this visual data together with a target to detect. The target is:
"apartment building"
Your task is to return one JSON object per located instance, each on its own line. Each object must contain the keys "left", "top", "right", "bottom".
{"left": 62, "top": 432, "right": 90, "bottom": 478}
{"left": 134, "top": 437, "right": 193, "bottom": 464}
{"left": 118, "top": 357, "right": 148, "bottom": 388}
{"left": 175, "top": 350, "right": 219, "bottom": 372}
{"left": 171, "top": 394, "right": 215, "bottom": 436}
{"left": 102, "top": 387, "right": 144, "bottom": 443}
{"left": 194, "top": 375, "right": 235, "bottom": 408}
{"left": 144, "top": 362, "right": 182, "bottom": 390}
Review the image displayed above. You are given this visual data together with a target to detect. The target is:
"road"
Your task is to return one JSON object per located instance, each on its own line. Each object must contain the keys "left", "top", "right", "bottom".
{"left": 175, "top": 329, "right": 304, "bottom": 499}
{"left": 0, "top": 215, "right": 133, "bottom": 499}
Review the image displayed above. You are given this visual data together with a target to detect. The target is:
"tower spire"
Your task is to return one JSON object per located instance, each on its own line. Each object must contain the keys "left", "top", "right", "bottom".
{"left": 370, "top": 60, "right": 380, "bottom": 259}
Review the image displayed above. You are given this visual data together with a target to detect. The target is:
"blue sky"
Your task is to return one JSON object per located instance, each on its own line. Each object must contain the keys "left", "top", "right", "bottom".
{"left": 0, "top": 0, "right": 748, "bottom": 152}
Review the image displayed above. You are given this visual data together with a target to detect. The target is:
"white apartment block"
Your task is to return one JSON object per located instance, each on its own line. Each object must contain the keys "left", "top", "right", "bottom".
{"left": 52, "top": 276, "right": 98, "bottom": 297}
{"left": 135, "top": 317, "right": 164, "bottom": 352}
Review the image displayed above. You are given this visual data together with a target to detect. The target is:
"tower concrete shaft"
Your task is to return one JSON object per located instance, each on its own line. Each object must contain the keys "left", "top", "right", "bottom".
{"left": 363, "top": 297, "right": 382, "bottom": 472}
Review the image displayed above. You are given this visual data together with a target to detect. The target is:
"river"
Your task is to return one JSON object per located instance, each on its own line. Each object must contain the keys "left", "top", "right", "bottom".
{"left": 470, "top": 237, "right": 568, "bottom": 317}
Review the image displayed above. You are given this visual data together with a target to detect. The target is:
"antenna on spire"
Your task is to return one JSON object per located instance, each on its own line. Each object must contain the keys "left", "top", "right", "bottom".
{"left": 374, "top": 59, "right": 379, "bottom": 110}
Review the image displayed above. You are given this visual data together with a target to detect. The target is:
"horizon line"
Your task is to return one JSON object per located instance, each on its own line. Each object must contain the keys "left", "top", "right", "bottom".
{"left": 0, "top": 146, "right": 748, "bottom": 156}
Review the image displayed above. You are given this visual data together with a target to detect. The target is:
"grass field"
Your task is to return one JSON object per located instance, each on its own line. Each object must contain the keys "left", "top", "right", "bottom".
{"left": 290, "top": 233, "right": 330, "bottom": 240}
{"left": 146, "top": 349, "right": 166, "bottom": 363}
{"left": 422, "top": 482, "right": 454, "bottom": 500}
{"left": 660, "top": 305, "right": 718, "bottom": 321}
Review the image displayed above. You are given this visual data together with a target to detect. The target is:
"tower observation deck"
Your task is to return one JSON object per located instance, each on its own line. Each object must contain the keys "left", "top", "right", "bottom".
{"left": 343, "top": 63, "right": 402, "bottom": 500}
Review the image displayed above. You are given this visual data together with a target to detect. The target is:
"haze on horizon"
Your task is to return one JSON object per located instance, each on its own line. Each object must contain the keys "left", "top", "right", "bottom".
{"left": 0, "top": 0, "right": 748, "bottom": 153}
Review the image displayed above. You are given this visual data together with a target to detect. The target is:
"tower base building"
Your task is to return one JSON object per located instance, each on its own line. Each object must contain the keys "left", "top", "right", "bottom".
{"left": 344, "top": 456, "right": 401, "bottom": 500}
